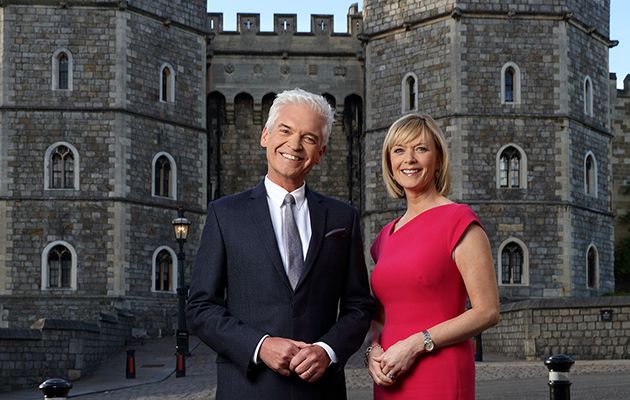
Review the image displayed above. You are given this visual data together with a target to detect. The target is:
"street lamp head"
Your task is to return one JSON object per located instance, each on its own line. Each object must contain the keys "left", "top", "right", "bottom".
{"left": 172, "top": 208, "right": 190, "bottom": 242}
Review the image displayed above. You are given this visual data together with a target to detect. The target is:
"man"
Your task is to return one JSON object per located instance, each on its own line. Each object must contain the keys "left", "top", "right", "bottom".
{"left": 186, "top": 88, "right": 375, "bottom": 399}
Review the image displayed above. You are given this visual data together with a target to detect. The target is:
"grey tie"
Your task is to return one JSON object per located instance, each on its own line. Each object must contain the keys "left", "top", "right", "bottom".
{"left": 283, "top": 193, "right": 304, "bottom": 289}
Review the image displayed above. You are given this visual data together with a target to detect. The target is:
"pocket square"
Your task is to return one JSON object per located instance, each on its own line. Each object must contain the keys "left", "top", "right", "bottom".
{"left": 325, "top": 228, "right": 346, "bottom": 238}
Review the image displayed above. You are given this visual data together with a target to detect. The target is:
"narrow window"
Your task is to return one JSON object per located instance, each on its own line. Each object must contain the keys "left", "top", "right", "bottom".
{"left": 155, "top": 250, "right": 173, "bottom": 291}
{"left": 584, "top": 76, "right": 593, "bottom": 116}
{"left": 501, "top": 62, "right": 521, "bottom": 104}
{"left": 159, "top": 63, "right": 175, "bottom": 103}
{"left": 161, "top": 67, "right": 171, "bottom": 102}
{"left": 407, "top": 76, "right": 416, "bottom": 111}
{"left": 402, "top": 73, "right": 418, "bottom": 113}
{"left": 52, "top": 49, "right": 73, "bottom": 91}
{"left": 154, "top": 155, "right": 171, "bottom": 197}
{"left": 504, "top": 67, "right": 514, "bottom": 103}
{"left": 48, "top": 245, "right": 72, "bottom": 288}
{"left": 51, "top": 145, "right": 74, "bottom": 189}
{"left": 584, "top": 152, "right": 597, "bottom": 197}
{"left": 587, "top": 246, "right": 597, "bottom": 288}
{"left": 499, "top": 146, "right": 520, "bottom": 188}
{"left": 58, "top": 53, "right": 69, "bottom": 90}
{"left": 501, "top": 242, "right": 523, "bottom": 284}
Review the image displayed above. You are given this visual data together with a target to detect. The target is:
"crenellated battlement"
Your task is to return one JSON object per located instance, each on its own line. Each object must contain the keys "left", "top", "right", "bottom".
{"left": 207, "top": 3, "right": 363, "bottom": 37}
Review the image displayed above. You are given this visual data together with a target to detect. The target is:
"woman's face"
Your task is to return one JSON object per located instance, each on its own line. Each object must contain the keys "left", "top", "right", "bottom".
{"left": 389, "top": 131, "right": 439, "bottom": 196}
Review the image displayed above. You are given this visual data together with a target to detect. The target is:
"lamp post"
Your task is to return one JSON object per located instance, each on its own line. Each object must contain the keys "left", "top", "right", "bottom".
{"left": 172, "top": 207, "right": 190, "bottom": 377}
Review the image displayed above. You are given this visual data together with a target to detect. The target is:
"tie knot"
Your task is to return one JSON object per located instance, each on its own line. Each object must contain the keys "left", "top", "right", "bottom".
{"left": 283, "top": 193, "right": 296, "bottom": 206}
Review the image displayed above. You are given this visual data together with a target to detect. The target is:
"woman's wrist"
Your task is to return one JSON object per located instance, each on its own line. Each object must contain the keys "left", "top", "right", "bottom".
{"left": 364, "top": 343, "right": 382, "bottom": 366}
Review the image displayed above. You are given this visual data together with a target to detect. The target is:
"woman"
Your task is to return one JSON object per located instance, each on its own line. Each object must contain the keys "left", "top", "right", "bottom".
{"left": 367, "top": 113, "right": 500, "bottom": 399}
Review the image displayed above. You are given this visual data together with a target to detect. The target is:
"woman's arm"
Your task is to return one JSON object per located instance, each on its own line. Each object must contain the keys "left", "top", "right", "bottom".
{"left": 376, "top": 224, "right": 499, "bottom": 380}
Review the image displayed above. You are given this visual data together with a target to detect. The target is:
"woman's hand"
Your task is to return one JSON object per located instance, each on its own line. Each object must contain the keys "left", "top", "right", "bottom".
{"left": 375, "top": 334, "right": 422, "bottom": 382}
{"left": 367, "top": 345, "right": 395, "bottom": 386}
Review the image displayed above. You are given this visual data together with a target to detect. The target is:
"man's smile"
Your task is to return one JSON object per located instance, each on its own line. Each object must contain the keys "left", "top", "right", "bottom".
{"left": 281, "top": 152, "right": 303, "bottom": 161}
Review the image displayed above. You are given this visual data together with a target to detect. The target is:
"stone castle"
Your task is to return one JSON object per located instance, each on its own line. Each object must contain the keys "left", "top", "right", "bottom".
{"left": 0, "top": 0, "right": 629, "bottom": 338}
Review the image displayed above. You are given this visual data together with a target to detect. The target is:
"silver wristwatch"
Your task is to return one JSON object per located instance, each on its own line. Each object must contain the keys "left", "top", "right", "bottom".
{"left": 422, "top": 330, "right": 435, "bottom": 352}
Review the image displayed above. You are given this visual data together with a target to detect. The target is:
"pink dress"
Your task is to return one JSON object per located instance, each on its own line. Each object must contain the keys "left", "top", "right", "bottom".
{"left": 370, "top": 203, "right": 480, "bottom": 400}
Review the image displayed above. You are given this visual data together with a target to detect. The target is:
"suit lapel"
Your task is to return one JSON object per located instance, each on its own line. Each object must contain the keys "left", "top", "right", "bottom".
{"left": 297, "top": 188, "right": 327, "bottom": 289}
{"left": 248, "top": 181, "right": 292, "bottom": 290}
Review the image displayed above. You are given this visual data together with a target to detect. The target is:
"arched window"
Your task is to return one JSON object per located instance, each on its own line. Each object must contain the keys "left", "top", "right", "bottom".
{"left": 584, "top": 152, "right": 597, "bottom": 197}
{"left": 207, "top": 91, "right": 227, "bottom": 201}
{"left": 496, "top": 144, "right": 527, "bottom": 189}
{"left": 504, "top": 68, "right": 514, "bottom": 102}
{"left": 501, "top": 62, "right": 521, "bottom": 104}
{"left": 159, "top": 63, "right": 175, "bottom": 103}
{"left": 583, "top": 76, "right": 593, "bottom": 116}
{"left": 401, "top": 72, "right": 418, "bottom": 113}
{"left": 44, "top": 142, "right": 80, "bottom": 190}
{"left": 52, "top": 48, "right": 73, "bottom": 91}
{"left": 41, "top": 241, "right": 77, "bottom": 290}
{"left": 152, "top": 152, "right": 177, "bottom": 199}
{"left": 261, "top": 92, "right": 277, "bottom": 129}
{"left": 322, "top": 93, "right": 336, "bottom": 110}
{"left": 152, "top": 247, "right": 177, "bottom": 293}
{"left": 498, "top": 238, "right": 529, "bottom": 286}
{"left": 344, "top": 94, "right": 363, "bottom": 207}
{"left": 586, "top": 244, "right": 598, "bottom": 288}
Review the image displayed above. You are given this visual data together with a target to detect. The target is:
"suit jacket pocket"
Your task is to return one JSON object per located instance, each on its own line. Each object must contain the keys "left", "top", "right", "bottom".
{"left": 324, "top": 227, "right": 346, "bottom": 238}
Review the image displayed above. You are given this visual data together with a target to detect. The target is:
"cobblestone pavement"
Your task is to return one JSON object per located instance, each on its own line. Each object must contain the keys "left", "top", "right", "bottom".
{"left": 5, "top": 337, "right": 630, "bottom": 400}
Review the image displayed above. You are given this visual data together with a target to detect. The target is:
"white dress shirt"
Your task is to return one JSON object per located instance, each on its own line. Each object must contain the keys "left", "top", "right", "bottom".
{"left": 252, "top": 177, "right": 337, "bottom": 365}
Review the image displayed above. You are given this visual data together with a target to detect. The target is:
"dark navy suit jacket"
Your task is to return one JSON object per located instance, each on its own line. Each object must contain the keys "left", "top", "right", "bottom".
{"left": 186, "top": 181, "right": 375, "bottom": 400}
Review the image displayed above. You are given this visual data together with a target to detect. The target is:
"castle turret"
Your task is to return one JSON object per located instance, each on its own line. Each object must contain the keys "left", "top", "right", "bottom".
{"left": 362, "top": 0, "right": 615, "bottom": 298}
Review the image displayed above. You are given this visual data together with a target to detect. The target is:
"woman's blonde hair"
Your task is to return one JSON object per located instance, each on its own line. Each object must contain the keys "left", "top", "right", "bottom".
{"left": 381, "top": 113, "right": 451, "bottom": 198}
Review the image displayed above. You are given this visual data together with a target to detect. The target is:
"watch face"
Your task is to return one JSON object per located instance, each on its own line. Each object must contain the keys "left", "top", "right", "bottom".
{"left": 425, "top": 340, "right": 434, "bottom": 352}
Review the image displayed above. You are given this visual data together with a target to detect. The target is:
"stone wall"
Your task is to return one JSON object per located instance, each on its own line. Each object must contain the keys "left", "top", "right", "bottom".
{"left": 0, "top": 0, "right": 206, "bottom": 332}
{"left": 611, "top": 75, "right": 630, "bottom": 243}
{"left": 483, "top": 296, "right": 630, "bottom": 360}
{"left": 361, "top": 0, "right": 615, "bottom": 298}
{"left": 207, "top": 7, "right": 364, "bottom": 202}
{"left": 0, "top": 311, "right": 133, "bottom": 393}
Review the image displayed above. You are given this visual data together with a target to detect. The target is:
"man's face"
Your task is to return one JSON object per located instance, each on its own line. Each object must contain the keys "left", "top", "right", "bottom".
{"left": 260, "top": 103, "right": 327, "bottom": 191}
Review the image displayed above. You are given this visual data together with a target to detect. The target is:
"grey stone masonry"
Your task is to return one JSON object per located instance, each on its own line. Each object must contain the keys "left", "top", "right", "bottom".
{"left": 362, "top": 0, "right": 615, "bottom": 298}
{"left": 0, "top": 311, "right": 133, "bottom": 393}
{"left": 610, "top": 74, "right": 630, "bottom": 244}
{"left": 483, "top": 296, "right": 630, "bottom": 360}
{"left": 0, "top": 0, "right": 206, "bottom": 339}
{"left": 207, "top": 5, "right": 364, "bottom": 202}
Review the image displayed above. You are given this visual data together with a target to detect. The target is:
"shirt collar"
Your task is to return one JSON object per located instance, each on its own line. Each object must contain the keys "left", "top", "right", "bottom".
{"left": 264, "top": 176, "right": 307, "bottom": 210}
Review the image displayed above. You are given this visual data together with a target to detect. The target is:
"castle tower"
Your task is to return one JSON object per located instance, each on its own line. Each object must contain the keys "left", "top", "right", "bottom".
{"left": 362, "top": 0, "right": 616, "bottom": 298}
{"left": 206, "top": 4, "right": 365, "bottom": 206}
{"left": 0, "top": 0, "right": 207, "bottom": 332}
{"left": 610, "top": 73, "right": 630, "bottom": 291}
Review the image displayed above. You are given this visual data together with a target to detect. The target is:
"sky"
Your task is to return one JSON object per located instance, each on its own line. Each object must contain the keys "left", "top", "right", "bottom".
{"left": 207, "top": 1, "right": 630, "bottom": 88}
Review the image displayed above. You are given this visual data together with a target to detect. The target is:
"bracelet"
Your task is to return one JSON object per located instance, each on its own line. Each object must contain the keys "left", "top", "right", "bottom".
{"left": 364, "top": 344, "right": 382, "bottom": 366}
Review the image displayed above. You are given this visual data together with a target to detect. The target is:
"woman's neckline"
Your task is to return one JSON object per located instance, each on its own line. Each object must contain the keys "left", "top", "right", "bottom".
{"left": 389, "top": 202, "right": 456, "bottom": 236}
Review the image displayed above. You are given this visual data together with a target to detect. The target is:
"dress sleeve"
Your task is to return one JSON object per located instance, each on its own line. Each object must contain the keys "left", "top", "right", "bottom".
{"left": 446, "top": 204, "right": 482, "bottom": 254}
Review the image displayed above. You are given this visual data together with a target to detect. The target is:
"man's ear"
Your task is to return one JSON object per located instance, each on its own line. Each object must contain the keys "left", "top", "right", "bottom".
{"left": 314, "top": 144, "right": 327, "bottom": 165}
{"left": 260, "top": 127, "right": 269, "bottom": 148}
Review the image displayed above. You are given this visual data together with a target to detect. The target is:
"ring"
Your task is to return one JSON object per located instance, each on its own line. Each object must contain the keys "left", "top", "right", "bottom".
{"left": 388, "top": 372, "right": 395, "bottom": 380}
{"left": 305, "top": 370, "right": 311, "bottom": 376}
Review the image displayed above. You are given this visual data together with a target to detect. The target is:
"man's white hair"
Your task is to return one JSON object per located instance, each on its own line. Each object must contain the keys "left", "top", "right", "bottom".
{"left": 264, "top": 88, "right": 335, "bottom": 144}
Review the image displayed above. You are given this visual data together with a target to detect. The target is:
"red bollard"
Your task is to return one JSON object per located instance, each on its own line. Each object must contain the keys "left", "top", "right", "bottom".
{"left": 176, "top": 351, "right": 186, "bottom": 377}
{"left": 126, "top": 349, "right": 136, "bottom": 379}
